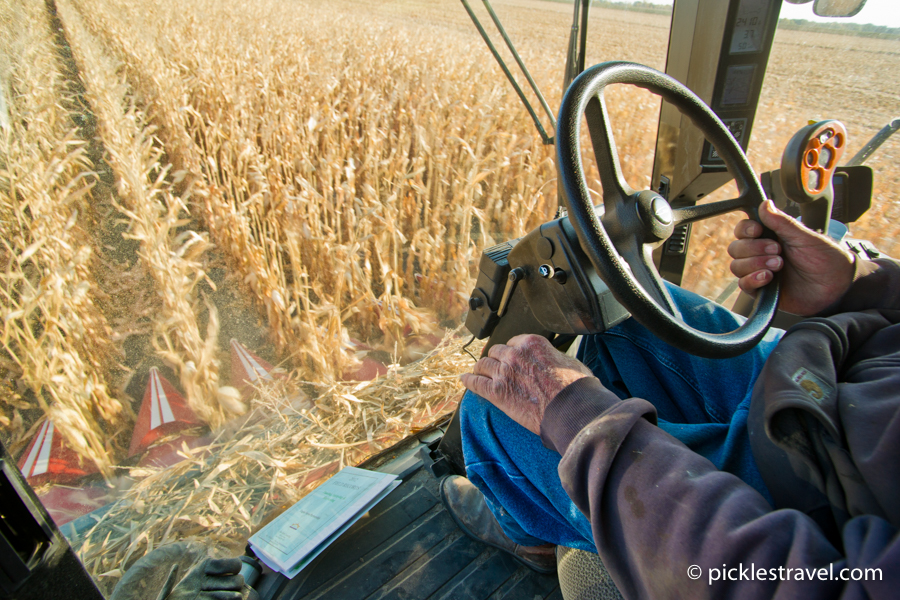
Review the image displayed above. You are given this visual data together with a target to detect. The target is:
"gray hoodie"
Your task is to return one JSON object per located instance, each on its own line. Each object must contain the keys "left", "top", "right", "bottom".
{"left": 540, "top": 258, "right": 900, "bottom": 599}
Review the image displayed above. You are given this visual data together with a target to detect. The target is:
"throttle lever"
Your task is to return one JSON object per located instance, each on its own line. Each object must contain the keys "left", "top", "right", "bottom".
{"left": 779, "top": 119, "right": 847, "bottom": 235}
{"left": 497, "top": 268, "right": 526, "bottom": 317}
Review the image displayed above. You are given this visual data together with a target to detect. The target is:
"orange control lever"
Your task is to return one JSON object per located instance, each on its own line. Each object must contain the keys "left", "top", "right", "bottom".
{"left": 780, "top": 120, "right": 847, "bottom": 234}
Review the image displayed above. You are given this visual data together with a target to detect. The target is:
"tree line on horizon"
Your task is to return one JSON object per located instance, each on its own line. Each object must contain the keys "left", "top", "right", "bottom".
{"left": 563, "top": 1, "right": 899, "bottom": 39}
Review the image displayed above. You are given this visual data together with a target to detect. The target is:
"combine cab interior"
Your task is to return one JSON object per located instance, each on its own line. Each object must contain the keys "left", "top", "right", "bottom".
{"left": 1, "top": 0, "right": 897, "bottom": 598}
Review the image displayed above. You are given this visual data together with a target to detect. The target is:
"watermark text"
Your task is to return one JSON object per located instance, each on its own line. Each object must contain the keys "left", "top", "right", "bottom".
{"left": 686, "top": 563, "right": 882, "bottom": 585}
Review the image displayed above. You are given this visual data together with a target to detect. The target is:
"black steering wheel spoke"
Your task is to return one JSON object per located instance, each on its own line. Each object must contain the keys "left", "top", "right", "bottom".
{"left": 556, "top": 61, "right": 779, "bottom": 358}
{"left": 620, "top": 241, "right": 679, "bottom": 317}
{"left": 672, "top": 196, "right": 748, "bottom": 227}
{"left": 584, "top": 94, "right": 634, "bottom": 208}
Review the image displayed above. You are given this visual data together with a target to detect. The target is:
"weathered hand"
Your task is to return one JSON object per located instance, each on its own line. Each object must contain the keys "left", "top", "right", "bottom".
{"left": 460, "top": 334, "right": 594, "bottom": 435}
{"left": 728, "top": 199, "right": 855, "bottom": 316}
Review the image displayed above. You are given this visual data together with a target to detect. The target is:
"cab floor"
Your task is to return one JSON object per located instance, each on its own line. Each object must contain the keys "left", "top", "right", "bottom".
{"left": 253, "top": 466, "right": 561, "bottom": 600}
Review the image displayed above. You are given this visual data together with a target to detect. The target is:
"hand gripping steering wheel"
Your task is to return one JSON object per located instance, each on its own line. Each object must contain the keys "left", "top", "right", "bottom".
{"left": 556, "top": 62, "right": 779, "bottom": 358}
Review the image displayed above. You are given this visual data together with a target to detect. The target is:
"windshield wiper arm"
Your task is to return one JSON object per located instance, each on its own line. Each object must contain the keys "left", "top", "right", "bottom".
{"left": 562, "top": 0, "right": 591, "bottom": 95}
{"left": 460, "top": 0, "right": 556, "bottom": 145}
{"left": 845, "top": 117, "right": 900, "bottom": 167}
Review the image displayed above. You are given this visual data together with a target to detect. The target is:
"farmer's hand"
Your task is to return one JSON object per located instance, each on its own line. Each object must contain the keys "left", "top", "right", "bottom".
{"left": 460, "top": 334, "right": 593, "bottom": 435}
{"left": 728, "top": 199, "right": 855, "bottom": 316}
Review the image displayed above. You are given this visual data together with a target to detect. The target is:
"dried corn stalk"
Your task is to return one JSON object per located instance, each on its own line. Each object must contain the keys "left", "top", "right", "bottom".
{"left": 0, "top": 0, "right": 128, "bottom": 470}
{"left": 73, "top": 330, "right": 477, "bottom": 596}
{"left": 56, "top": 0, "right": 230, "bottom": 427}
{"left": 66, "top": 0, "right": 556, "bottom": 384}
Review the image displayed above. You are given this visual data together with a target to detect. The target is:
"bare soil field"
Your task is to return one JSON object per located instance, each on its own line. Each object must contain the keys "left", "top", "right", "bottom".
{"left": 1, "top": 0, "right": 897, "bottom": 587}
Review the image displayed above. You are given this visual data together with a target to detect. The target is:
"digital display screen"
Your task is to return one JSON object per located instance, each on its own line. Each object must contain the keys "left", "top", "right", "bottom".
{"left": 706, "top": 118, "right": 748, "bottom": 162}
{"left": 730, "top": 0, "right": 770, "bottom": 54}
{"left": 721, "top": 65, "right": 755, "bottom": 106}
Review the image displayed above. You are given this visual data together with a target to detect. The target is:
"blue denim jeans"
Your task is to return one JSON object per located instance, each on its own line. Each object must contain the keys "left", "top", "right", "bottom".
{"left": 459, "top": 285, "right": 784, "bottom": 551}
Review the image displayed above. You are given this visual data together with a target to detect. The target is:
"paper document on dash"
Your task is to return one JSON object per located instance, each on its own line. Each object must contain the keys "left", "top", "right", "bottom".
{"left": 249, "top": 466, "right": 399, "bottom": 576}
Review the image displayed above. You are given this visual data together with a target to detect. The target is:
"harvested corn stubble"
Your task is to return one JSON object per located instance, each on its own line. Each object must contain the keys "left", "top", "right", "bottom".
{"left": 72, "top": 329, "right": 479, "bottom": 595}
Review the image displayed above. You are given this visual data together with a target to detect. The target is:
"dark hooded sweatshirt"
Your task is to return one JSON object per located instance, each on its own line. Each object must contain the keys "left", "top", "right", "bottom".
{"left": 540, "top": 258, "right": 900, "bottom": 599}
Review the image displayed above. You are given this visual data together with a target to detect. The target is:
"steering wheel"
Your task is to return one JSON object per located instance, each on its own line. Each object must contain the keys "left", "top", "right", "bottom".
{"left": 556, "top": 61, "right": 779, "bottom": 358}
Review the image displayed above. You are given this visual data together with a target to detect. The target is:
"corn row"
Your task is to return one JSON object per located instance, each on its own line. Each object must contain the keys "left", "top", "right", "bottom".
{"left": 56, "top": 0, "right": 231, "bottom": 428}
{"left": 0, "top": 0, "right": 128, "bottom": 471}
{"left": 68, "top": 0, "right": 559, "bottom": 382}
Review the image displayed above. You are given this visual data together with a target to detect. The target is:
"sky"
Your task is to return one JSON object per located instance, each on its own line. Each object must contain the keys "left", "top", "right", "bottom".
{"left": 779, "top": 0, "right": 900, "bottom": 27}
{"left": 635, "top": 0, "right": 900, "bottom": 28}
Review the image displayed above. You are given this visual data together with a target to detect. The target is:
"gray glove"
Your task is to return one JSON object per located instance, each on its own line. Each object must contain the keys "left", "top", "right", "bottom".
{"left": 110, "top": 542, "right": 258, "bottom": 600}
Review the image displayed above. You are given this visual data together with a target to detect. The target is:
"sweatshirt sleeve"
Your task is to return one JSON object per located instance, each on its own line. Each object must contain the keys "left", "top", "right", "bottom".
{"left": 541, "top": 378, "right": 899, "bottom": 600}
{"left": 819, "top": 258, "right": 900, "bottom": 316}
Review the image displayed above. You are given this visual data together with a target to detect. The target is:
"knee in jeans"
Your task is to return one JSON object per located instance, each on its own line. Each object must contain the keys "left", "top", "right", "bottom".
{"left": 460, "top": 390, "right": 496, "bottom": 422}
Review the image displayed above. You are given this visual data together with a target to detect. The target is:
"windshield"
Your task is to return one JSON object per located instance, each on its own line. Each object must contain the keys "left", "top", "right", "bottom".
{"left": 2, "top": 0, "right": 510, "bottom": 589}
{"left": 0, "top": 0, "right": 896, "bottom": 595}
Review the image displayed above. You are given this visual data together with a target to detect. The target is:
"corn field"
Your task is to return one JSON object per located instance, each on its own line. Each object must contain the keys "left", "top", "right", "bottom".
{"left": 0, "top": 0, "right": 562, "bottom": 468}
{"left": 1, "top": 0, "right": 898, "bottom": 587}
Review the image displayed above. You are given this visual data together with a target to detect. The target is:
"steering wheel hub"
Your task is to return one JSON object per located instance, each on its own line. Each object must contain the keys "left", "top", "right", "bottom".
{"left": 633, "top": 190, "right": 675, "bottom": 242}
